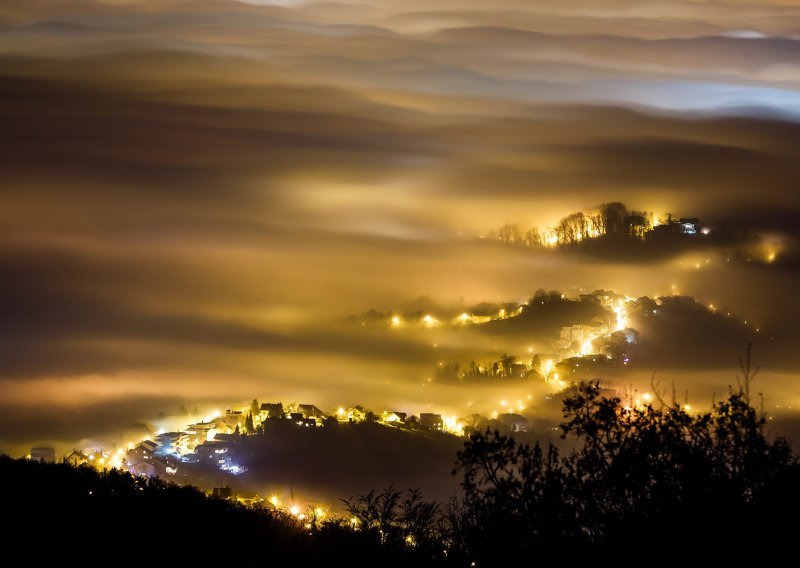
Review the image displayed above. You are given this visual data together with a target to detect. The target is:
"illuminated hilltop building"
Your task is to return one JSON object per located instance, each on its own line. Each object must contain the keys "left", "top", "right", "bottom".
{"left": 649, "top": 217, "right": 700, "bottom": 238}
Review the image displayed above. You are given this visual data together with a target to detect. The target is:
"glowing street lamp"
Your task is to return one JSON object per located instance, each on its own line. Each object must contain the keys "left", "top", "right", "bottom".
{"left": 422, "top": 314, "right": 437, "bottom": 327}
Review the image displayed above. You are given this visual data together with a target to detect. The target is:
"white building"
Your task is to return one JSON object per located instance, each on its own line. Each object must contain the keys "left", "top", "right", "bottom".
{"left": 30, "top": 447, "right": 55, "bottom": 463}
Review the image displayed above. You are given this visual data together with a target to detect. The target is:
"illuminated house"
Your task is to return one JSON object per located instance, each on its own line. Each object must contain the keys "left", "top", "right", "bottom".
{"left": 196, "top": 440, "right": 243, "bottom": 473}
{"left": 347, "top": 406, "right": 367, "bottom": 422}
{"left": 297, "top": 404, "right": 326, "bottom": 420}
{"left": 126, "top": 440, "right": 158, "bottom": 467}
{"left": 649, "top": 217, "right": 700, "bottom": 238}
{"left": 419, "top": 413, "right": 443, "bottom": 432}
{"left": 680, "top": 218, "right": 699, "bottom": 235}
{"left": 30, "top": 447, "right": 55, "bottom": 463}
{"left": 556, "top": 324, "right": 595, "bottom": 349}
{"left": 184, "top": 421, "right": 218, "bottom": 450}
{"left": 155, "top": 431, "right": 187, "bottom": 455}
{"left": 383, "top": 411, "right": 407, "bottom": 424}
{"left": 196, "top": 440, "right": 231, "bottom": 465}
{"left": 64, "top": 450, "right": 88, "bottom": 466}
{"left": 129, "top": 455, "right": 174, "bottom": 477}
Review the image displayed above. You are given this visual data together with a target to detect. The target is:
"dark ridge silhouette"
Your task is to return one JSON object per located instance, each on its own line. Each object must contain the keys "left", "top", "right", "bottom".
{"left": 236, "top": 421, "right": 463, "bottom": 504}
{"left": 628, "top": 295, "right": 759, "bottom": 370}
{"left": 487, "top": 201, "right": 752, "bottom": 261}
{"left": 479, "top": 290, "right": 605, "bottom": 339}
{"left": 0, "top": 456, "right": 442, "bottom": 566}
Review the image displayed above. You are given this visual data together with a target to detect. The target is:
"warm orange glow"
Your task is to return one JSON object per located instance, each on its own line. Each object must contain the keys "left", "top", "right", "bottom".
{"left": 1, "top": 0, "right": 799, "bottom": 521}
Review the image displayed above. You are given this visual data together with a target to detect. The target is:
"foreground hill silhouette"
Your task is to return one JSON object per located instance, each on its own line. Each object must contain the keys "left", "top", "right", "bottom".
{"left": 0, "top": 455, "right": 436, "bottom": 565}
{"left": 235, "top": 421, "right": 464, "bottom": 504}
{"left": 4, "top": 355, "right": 799, "bottom": 564}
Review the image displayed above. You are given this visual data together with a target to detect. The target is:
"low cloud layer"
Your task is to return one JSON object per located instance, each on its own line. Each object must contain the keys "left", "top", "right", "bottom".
{"left": 1, "top": 0, "right": 800, "bottom": 455}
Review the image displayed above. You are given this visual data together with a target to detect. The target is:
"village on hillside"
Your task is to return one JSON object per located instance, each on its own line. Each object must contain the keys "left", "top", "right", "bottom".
{"left": 26, "top": 287, "right": 754, "bottom": 510}
{"left": 26, "top": 290, "right": 635, "bottom": 479}
{"left": 26, "top": 397, "right": 532, "bottom": 487}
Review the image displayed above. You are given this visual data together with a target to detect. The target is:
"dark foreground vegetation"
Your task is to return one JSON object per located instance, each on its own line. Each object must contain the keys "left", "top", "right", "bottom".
{"left": 454, "top": 383, "right": 800, "bottom": 562}
{"left": 0, "top": 454, "right": 435, "bottom": 565}
{"left": 4, "top": 371, "right": 799, "bottom": 564}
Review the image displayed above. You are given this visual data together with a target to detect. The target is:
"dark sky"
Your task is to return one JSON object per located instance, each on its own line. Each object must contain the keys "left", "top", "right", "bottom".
{"left": 2, "top": 0, "right": 800, "bottom": 455}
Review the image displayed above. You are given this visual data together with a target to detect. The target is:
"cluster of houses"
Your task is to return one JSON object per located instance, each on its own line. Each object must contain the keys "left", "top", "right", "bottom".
{"left": 25, "top": 288, "right": 658, "bottom": 485}
{"left": 29, "top": 400, "right": 534, "bottom": 479}
{"left": 437, "top": 290, "right": 641, "bottom": 385}
{"left": 30, "top": 291, "right": 647, "bottom": 479}
{"left": 556, "top": 292, "right": 639, "bottom": 356}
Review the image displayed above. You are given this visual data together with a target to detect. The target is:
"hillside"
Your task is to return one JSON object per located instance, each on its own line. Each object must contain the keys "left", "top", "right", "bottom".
{"left": 0, "top": 455, "right": 436, "bottom": 565}
{"left": 234, "top": 422, "right": 464, "bottom": 507}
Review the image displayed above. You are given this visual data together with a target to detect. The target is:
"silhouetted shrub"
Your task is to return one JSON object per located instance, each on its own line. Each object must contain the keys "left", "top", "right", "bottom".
{"left": 454, "top": 381, "right": 800, "bottom": 563}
